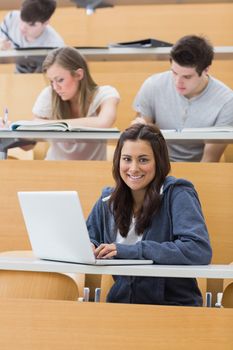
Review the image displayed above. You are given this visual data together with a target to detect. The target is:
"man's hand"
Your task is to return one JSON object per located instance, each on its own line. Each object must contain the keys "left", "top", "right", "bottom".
{"left": 201, "top": 143, "right": 227, "bottom": 162}
{"left": 0, "top": 39, "right": 12, "bottom": 50}
{"left": 131, "top": 116, "right": 148, "bottom": 125}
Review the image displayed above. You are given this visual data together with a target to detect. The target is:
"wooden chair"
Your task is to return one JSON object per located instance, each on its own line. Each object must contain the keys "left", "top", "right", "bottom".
{"left": 196, "top": 278, "right": 207, "bottom": 303}
{"left": 224, "top": 145, "right": 233, "bottom": 162}
{"left": 0, "top": 250, "right": 84, "bottom": 300}
{"left": 81, "top": 273, "right": 114, "bottom": 302}
{"left": 99, "top": 275, "right": 114, "bottom": 302}
{"left": 7, "top": 148, "right": 34, "bottom": 160}
{"left": 0, "top": 270, "right": 79, "bottom": 301}
{"left": 222, "top": 282, "right": 233, "bottom": 308}
{"left": 221, "top": 262, "right": 233, "bottom": 308}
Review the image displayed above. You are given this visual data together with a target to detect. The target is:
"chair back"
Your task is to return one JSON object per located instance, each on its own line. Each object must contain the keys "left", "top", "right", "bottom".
{"left": 0, "top": 270, "right": 79, "bottom": 301}
{"left": 100, "top": 275, "right": 114, "bottom": 302}
{"left": 222, "top": 262, "right": 233, "bottom": 308}
{"left": 222, "top": 282, "right": 233, "bottom": 308}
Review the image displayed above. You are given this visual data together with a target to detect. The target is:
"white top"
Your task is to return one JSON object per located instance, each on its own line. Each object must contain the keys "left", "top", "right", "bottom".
{"left": 32, "top": 85, "right": 120, "bottom": 160}
{"left": 116, "top": 218, "right": 142, "bottom": 245}
{"left": 0, "top": 10, "right": 64, "bottom": 72}
{"left": 133, "top": 71, "right": 233, "bottom": 161}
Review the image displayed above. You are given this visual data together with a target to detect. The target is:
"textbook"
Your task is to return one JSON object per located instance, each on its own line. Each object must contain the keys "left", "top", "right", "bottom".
{"left": 10, "top": 120, "right": 120, "bottom": 133}
{"left": 181, "top": 126, "right": 233, "bottom": 132}
{"left": 16, "top": 46, "right": 108, "bottom": 50}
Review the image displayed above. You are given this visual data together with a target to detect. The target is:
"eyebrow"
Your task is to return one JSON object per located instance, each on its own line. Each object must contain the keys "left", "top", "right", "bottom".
{"left": 171, "top": 68, "right": 194, "bottom": 77}
{"left": 49, "top": 76, "right": 62, "bottom": 81}
{"left": 121, "top": 154, "right": 150, "bottom": 157}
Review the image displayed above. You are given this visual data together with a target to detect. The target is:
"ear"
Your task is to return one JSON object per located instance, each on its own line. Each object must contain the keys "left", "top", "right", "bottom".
{"left": 203, "top": 66, "right": 210, "bottom": 75}
{"left": 75, "top": 68, "right": 84, "bottom": 81}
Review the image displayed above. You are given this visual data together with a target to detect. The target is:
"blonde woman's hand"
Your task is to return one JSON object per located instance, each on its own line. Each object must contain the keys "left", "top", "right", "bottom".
{"left": 0, "top": 117, "right": 10, "bottom": 128}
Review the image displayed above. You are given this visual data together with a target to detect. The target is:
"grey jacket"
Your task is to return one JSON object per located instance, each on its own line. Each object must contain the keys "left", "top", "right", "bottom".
{"left": 87, "top": 176, "right": 212, "bottom": 306}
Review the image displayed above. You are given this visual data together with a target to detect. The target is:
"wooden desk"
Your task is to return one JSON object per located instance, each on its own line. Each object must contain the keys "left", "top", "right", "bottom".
{"left": 1, "top": 129, "right": 233, "bottom": 159}
{"left": 0, "top": 298, "right": 232, "bottom": 350}
{"left": 0, "top": 130, "right": 120, "bottom": 159}
{"left": 0, "top": 252, "right": 233, "bottom": 279}
{"left": 0, "top": 46, "right": 232, "bottom": 64}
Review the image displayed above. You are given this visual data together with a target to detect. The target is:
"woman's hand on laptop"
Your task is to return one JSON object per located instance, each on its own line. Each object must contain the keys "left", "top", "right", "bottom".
{"left": 94, "top": 243, "right": 117, "bottom": 259}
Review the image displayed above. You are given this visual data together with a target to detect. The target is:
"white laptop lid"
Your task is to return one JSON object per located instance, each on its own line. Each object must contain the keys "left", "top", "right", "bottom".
{"left": 18, "top": 191, "right": 153, "bottom": 266}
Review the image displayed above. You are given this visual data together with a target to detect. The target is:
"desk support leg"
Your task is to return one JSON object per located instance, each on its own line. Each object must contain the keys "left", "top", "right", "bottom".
{"left": 0, "top": 150, "right": 7, "bottom": 160}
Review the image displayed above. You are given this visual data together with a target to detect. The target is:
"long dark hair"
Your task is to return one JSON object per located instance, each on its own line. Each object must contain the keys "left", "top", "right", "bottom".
{"left": 109, "top": 123, "right": 171, "bottom": 236}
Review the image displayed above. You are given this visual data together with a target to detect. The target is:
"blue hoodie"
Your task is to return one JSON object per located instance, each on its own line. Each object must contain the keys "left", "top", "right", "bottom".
{"left": 87, "top": 176, "right": 212, "bottom": 306}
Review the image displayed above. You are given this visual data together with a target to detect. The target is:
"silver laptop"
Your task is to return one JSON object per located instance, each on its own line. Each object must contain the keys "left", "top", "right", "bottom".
{"left": 18, "top": 191, "right": 153, "bottom": 266}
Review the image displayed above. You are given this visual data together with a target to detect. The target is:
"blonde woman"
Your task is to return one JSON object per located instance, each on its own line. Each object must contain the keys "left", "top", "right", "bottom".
{"left": 32, "top": 46, "right": 120, "bottom": 160}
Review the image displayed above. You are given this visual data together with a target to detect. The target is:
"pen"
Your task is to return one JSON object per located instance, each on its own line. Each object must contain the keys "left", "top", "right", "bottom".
{"left": 3, "top": 107, "right": 8, "bottom": 127}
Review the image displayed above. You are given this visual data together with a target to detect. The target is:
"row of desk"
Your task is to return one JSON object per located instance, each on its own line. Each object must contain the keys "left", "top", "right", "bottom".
{"left": 0, "top": 251, "right": 233, "bottom": 279}
{"left": 0, "top": 129, "right": 233, "bottom": 159}
{"left": 0, "top": 46, "right": 233, "bottom": 64}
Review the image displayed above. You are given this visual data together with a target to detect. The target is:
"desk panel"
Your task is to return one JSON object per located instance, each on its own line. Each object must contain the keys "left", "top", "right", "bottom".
{"left": 0, "top": 298, "right": 232, "bottom": 350}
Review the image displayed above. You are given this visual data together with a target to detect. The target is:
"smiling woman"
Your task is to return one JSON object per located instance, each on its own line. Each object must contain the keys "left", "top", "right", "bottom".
{"left": 86, "top": 123, "right": 212, "bottom": 306}
{"left": 31, "top": 46, "right": 120, "bottom": 160}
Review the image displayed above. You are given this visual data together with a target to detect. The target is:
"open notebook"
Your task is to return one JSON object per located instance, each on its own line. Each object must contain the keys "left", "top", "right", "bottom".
{"left": 10, "top": 120, "right": 120, "bottom": 132}
{"left": 18, "top": 191, "right": 153, "bottom": 266}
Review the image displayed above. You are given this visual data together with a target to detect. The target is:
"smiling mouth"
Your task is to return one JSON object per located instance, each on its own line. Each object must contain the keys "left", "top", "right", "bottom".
{"left": 128, "top": 174, "right": 144, "bottom": 180}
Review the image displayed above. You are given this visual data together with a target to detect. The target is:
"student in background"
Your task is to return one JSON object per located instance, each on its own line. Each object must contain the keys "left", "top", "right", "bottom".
{"left": 32, "top": 46, "right": 120, "bottom": 160}
{"left": 0, "top": 0, "right": 64, "bottom": 73}
{"left": 133, "top": 35, "right": 233, "bottom": 162}
{"left": 87, "top": 123, "right": 212, "bottom": 306}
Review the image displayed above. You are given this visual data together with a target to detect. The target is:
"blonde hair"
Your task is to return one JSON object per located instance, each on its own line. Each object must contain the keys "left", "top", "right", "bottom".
{"left": 42, "top": 46, "right": 98, "bottom": 119}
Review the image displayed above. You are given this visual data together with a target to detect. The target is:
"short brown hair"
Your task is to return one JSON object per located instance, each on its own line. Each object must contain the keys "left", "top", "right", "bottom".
{"left": 20, "top": 0, "right": 57, "bottom": 24}
{"left": 170, "top": 35, "right": 214, "bottom": 75}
